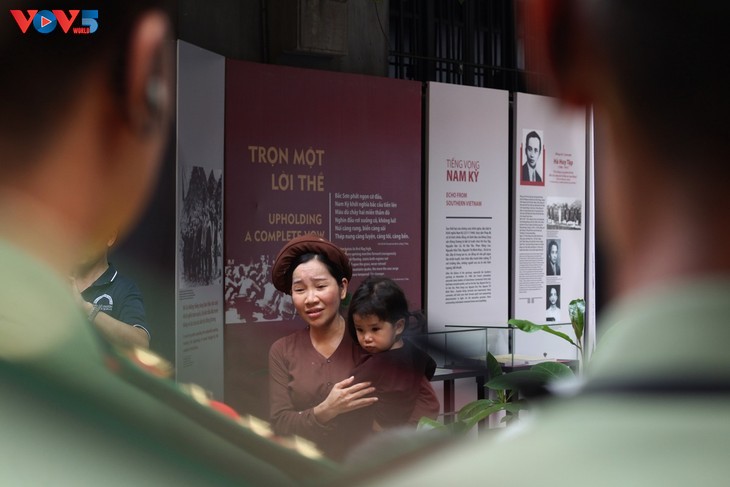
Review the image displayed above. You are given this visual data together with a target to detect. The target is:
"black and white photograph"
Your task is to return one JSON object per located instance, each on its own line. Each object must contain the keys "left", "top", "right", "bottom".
{"left": 545, "top": 285, "right": 561, "bottom": 322}
{"left": 547, "top": 197, "right": 582, "bottom": 230}
{"left": 546, "top": 239, "right": 561, "bottom": 276}
{"left": 520, "top": 129, "right": 544, "bottom": 186}
{"left": 224, "top": 255, "right": 296, "bottom": 324}
{"left": 179, "top": 165, "right": 223, "bottom": 289}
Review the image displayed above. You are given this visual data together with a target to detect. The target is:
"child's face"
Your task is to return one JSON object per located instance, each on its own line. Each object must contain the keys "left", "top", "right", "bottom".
{"left": 353, "top": 313, "right": 404, "bottom": 353}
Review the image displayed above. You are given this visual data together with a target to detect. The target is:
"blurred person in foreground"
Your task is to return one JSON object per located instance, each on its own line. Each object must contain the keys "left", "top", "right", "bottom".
{"left": 347, "top": 1, "right": 730, "bottom": 486}
{"left": 0, "top": 2, "right": 338, "bottom": 485}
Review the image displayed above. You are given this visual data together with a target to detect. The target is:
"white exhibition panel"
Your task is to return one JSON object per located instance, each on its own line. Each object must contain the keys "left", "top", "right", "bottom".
{"left": 512, "top": 92, "right": 587, "bottom": 360}
{"left": 426, "top": 82, "right": 510, "bottom": 356}
{"left": 175, "top": 41, "right": 225, "bottom": 398}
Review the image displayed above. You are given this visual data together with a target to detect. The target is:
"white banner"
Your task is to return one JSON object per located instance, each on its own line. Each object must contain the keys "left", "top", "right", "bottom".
{"left": 426, "top": 82, "right": 509, "bottom": 355}
{"left": 512, "top": 92, "right": 586, "bottom": 359}
{"left": 175, "top": 41, "right": 225, "bottom": 398}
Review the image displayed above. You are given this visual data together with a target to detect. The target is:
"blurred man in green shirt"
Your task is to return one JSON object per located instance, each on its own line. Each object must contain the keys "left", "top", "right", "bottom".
{"left": 0, "top": 2, "right": 336, "bottom": 485}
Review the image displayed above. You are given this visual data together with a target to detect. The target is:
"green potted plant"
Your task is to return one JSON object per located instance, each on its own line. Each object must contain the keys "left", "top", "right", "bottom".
{"left": 419, "top": 298, "right": 585, "bottom": 434}
{"left": 509, "top": 298, "right": 586, "bottom": 369}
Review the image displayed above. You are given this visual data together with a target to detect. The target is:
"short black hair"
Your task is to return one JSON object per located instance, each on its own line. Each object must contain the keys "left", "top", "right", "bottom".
{"left": 584, "top": 2, "right": 730, "bottom": 180}
{"left": 346, "top": 276, "right": 409, "bottom": 342}
{"left": 525, "top": 131, "right": 541, "bottom": 153}
{"left": 0, "top": 1, "right": 174, "bottom": 170}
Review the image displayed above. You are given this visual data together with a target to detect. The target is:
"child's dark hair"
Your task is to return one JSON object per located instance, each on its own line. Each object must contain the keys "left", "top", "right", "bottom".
{"left": 346, "top": 276, "right": 425, "bottom": 341}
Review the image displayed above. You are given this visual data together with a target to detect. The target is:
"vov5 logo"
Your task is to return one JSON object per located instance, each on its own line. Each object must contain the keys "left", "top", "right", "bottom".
{"left": 10, "top": 9, "right": 98, "bottom": 34}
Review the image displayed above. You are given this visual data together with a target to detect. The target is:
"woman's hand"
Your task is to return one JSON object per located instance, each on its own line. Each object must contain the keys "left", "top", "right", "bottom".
{"left": 313, "top": 376, "right": 377, "bottom": 424}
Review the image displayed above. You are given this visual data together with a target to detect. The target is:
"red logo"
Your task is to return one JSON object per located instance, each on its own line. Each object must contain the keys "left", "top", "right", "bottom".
{"left": 9, "top": 9, "right": 97, "bottom": 35}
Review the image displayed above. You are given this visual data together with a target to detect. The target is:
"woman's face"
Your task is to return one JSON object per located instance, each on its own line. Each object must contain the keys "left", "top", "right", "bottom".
{"left": 291, "top": 258, "right": 347, "bottom": 329}
{"left": 550, "top": 243, "right": 559, "bottom": 264}
{"left": 549, "top": 287, "right": 558, "bottom": 306}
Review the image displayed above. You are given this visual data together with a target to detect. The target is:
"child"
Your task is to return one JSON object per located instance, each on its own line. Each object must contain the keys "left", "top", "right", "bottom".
{"left": 346, "top": 276, "right": 437, "bottom": 432}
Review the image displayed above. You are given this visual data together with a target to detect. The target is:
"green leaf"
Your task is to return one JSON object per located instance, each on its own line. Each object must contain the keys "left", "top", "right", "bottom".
{"left": 502, "top": 401, "right": 527, "bottom": 414}
{"left": 501, "top": 413, "right": 520, "bottom": 426}
{"left": 569, "top": 298, "right": 586, "bottom": 343}
{"left": 530, "top": 361, "right": 575, "bottom": 381}
{"left": 417, "top": 416, "right": 445, "bottom": 431}
{"left": 498, "top": 402, "right": 527, "bottom": 425}
{"left": 486, "top": 351, "right": 503, "bottom": 380}
{"left": 540, "top": 326, "right": 579, "bottom": 348}
{"left": 486, "top": 370, "right": 544, "bottom": 390}
{"left": 456, "top": 399, "right": 497, "bottom": 421}
{"left": 507, "top": 318, "right": 543, "bottom": 333}
{"left": 457, "top": 401, "right": 513, "bottom": 430}
{"left": 486, "top": 364, "right": 574, "bottom": 392}
{"left": 508, "top": 318, "right": 578, "bottom": 348}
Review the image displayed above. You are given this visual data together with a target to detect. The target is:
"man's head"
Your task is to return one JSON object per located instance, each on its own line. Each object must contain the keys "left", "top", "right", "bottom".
{"left": 532, "top": 0, "right": 730, "bottom": 187}
{"left": 2, "top": 1, "right": 173, "bottom": 163}
{"left": 525, "top": 131, "right": 541, "bottom": 168}
{"left": 529, "top": 1, "right": 730, "bottom": 293}
{"left": 1, "top": 1, "right": 173, "bottom": 269}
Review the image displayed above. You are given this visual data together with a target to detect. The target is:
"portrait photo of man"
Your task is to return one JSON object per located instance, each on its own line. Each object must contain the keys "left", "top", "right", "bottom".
{"left": 521, "top": 130, "right": 544, "bottom": 185}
